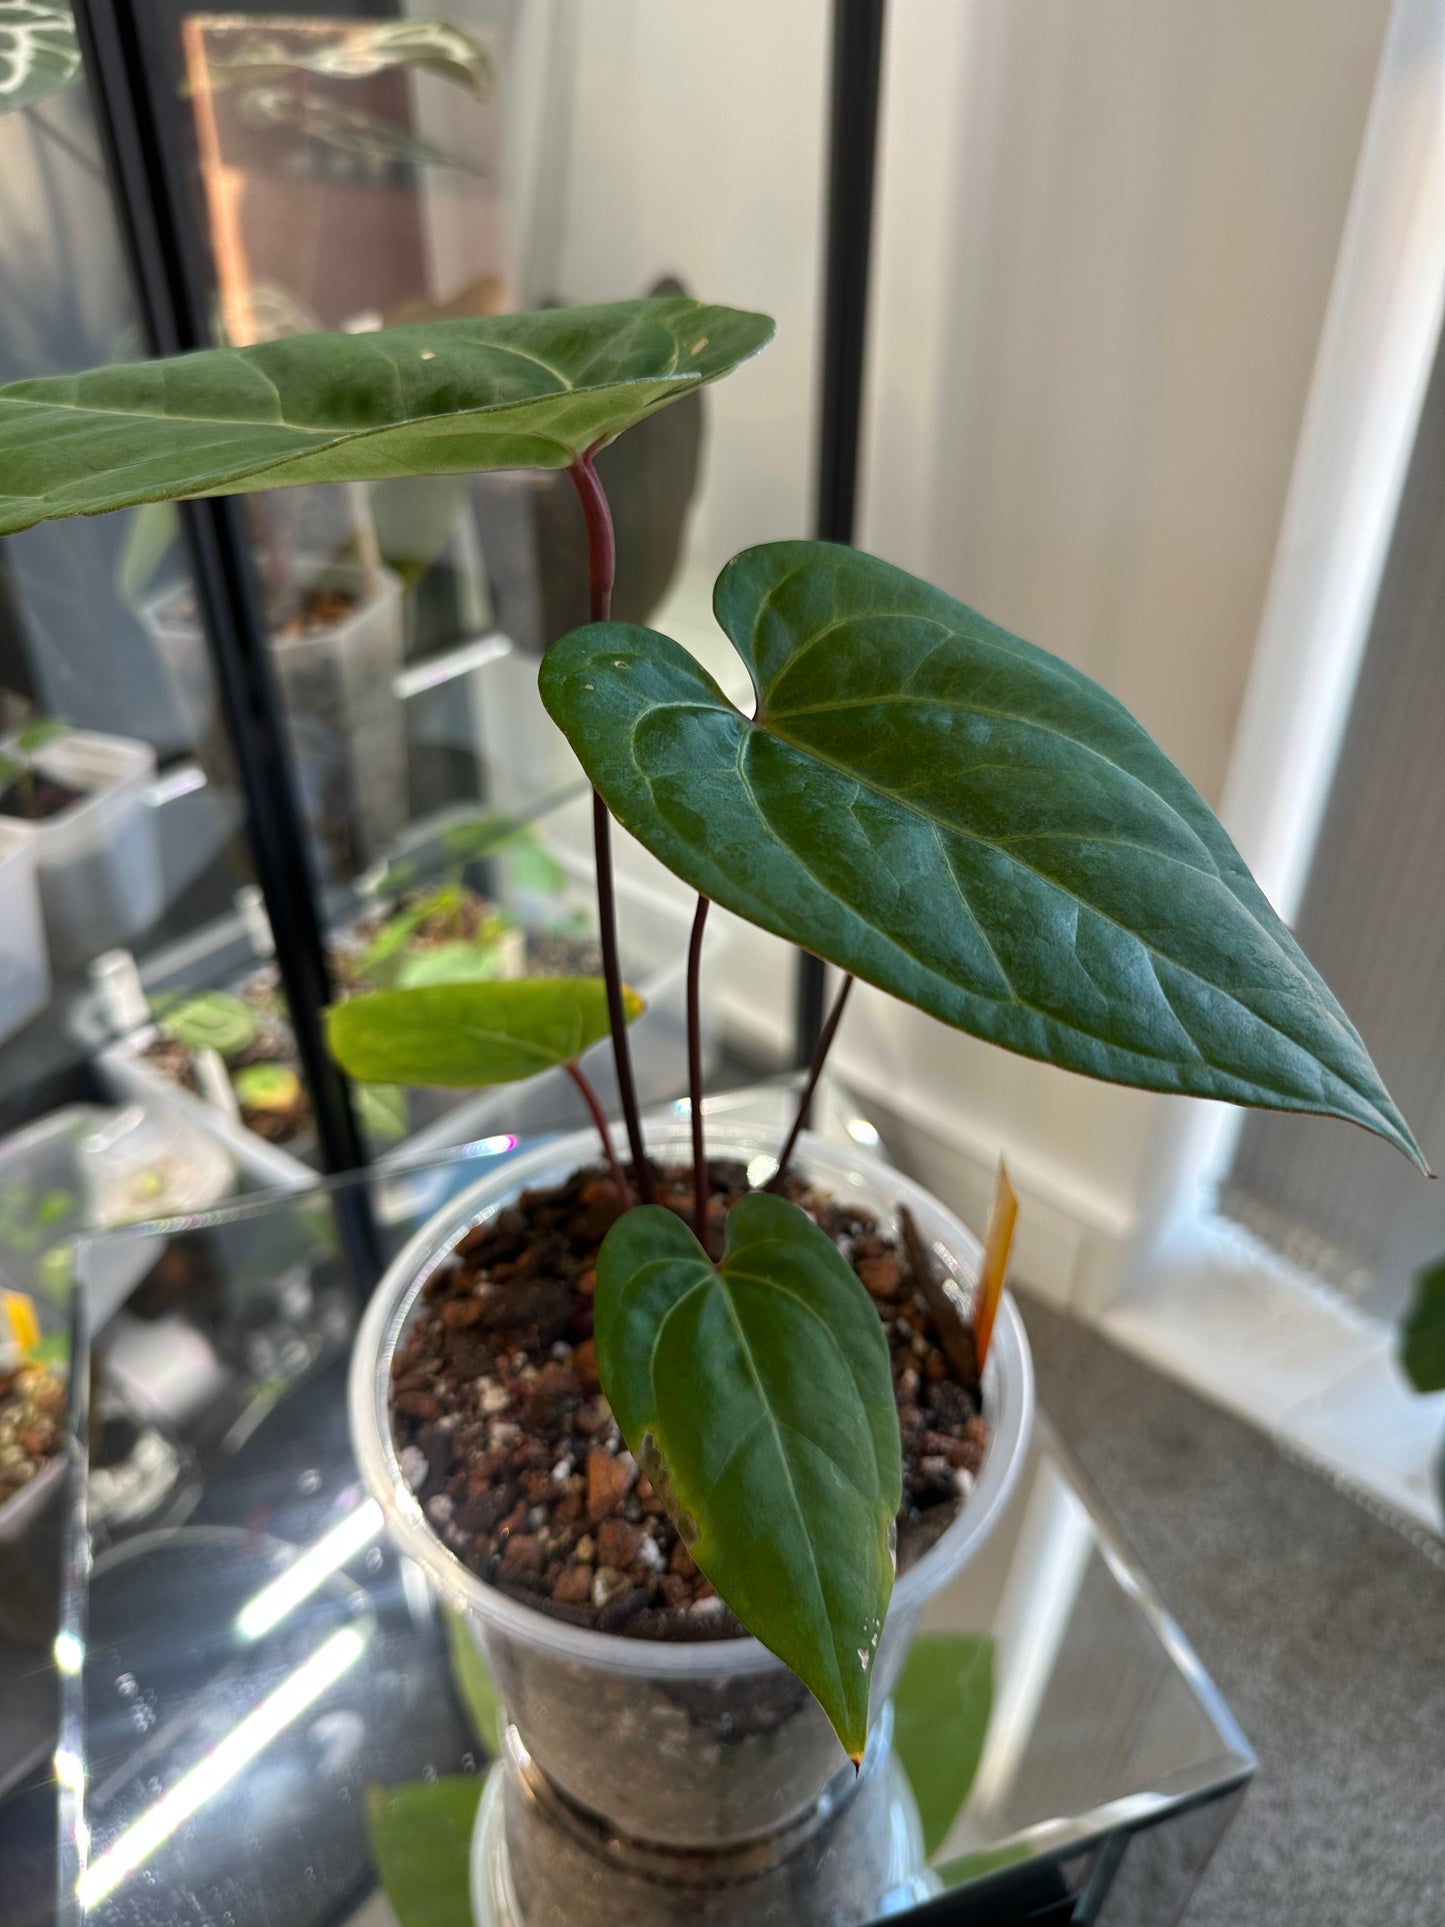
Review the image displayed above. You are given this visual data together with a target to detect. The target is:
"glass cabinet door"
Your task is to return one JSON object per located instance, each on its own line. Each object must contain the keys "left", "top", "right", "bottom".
{"left": 115, "top": 0, "right": 830, "bottom": 1140}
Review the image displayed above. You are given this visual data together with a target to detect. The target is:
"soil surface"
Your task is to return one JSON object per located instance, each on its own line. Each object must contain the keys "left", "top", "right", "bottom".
{"left": 274, "top": 588, "right": 360, "bottom": 643}
{"left": 0, "top": 1361, "right": 66, "bottom": 1502}
{"left": 390, "top": 1159, "right": 990, "bottom": 1642}
{"left": 0, "top": 775, "right": 86, "bottom": 821}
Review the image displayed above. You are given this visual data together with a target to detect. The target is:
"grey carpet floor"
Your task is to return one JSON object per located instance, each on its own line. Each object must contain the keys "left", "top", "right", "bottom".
{"left": 1016, "top": 1291, "right": 1445, "bottom": 1927}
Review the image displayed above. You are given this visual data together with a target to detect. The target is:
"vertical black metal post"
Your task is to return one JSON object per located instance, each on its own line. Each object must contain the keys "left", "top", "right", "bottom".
{"left": 70, "top": 0, "right": 370, "bottom": 1190}
{"left": 796, "top": 0, "right": 888, "bottom": 1066}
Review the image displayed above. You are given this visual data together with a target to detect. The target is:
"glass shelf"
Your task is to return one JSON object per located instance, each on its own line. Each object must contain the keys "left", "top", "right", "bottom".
{"left": 54, "top": 1082, "right": 1252, "bottom": 1926}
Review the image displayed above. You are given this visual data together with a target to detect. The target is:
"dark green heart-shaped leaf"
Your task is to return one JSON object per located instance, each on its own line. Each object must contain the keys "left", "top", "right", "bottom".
{"left": 0, "top": 3, "right": 79, "bottom": 114}
{"left": 540, "top": 540, "right": 1422, "bottom": 1166}
{"left": 1402, "top": 1257, "right": 1445, "bottom": 1394}
{"left": 326, "top": 977, "right": 641, "bottom": 1087}
{"left": 365, "top": 1778, "right": 482, "bottom": 1927}
{"left": 595, "top": 1191, "right": 901, "bottom": 1760}
{"left": 892, "top": 1633, "right": 993, "bottom": 1855}
{"left": 0, "top": 297, "right": 773, "bottom": 535}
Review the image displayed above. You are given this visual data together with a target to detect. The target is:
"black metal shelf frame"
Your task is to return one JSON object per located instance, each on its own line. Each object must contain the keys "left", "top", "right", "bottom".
{"left": 67, "top": 0, "right": 887, "bottom": 1139}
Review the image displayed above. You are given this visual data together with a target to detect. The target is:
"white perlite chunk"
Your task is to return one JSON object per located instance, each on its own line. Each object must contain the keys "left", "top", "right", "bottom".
{"left": 400, "top": 1444, "right": 428, "bottom": 1492}
{"left": 476, "top": 1378, "right": 509, "bottom": 1416}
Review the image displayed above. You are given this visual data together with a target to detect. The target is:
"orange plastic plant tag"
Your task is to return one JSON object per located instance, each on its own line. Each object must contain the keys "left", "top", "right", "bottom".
{"left": 973, "top": 1161, "right": 1018, "bottom": 1372}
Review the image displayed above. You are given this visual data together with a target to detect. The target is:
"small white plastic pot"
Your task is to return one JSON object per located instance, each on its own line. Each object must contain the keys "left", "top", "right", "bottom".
{"left": 0, "top": 823, "right": 49, "bottom": 1043}
{"left": 145, "top": 559, "right": 406, "bottom": 883}
{"left": 352, "top": 1113, "right": 1034, "bottom": 1873}
{"left": 2, "top": 729, "right": 162, "bottom": 971}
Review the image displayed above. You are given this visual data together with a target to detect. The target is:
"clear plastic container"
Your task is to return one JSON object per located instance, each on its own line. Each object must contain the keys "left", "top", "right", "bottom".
{"left": 351, "top": 1114, "right": 1034, "bottom": 1855}
{"left": 3, "top": 729, "right": 162, "bottom": 970}
{"left": 0, "top": 822, "right": 49, "bottom": 1044}
{"left": 96, "top": 849, "right": 712, "bottom": 1190}
{"left": 145, "top": 559, "right": 406, "bottom": 883}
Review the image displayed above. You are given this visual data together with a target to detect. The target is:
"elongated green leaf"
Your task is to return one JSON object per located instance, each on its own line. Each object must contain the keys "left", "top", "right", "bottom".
{"left": 365, "top": 1778, "right": 482, "bottom": 1927}
{"left": 541, "top": 541, "right": 1422, "bottom": 1166}
{"left": 206, "top": 20, "right": 493, "bottom": 96}
{"left": 1402, "top": 1257, "right": 1445, "bottom": 1394}
{"left": 0, "top": 298, "right": 773, "bottom": 535}
{"left": 326, "top": 977, "right": 642, "bottom": 1087}
{"left": 595, "top": 1191, "right": 901, "bottom": 1760}
{"left": 892, "top": 1633, "right": 993, "bottom": 1856}
{"left": 0, "top": 3, "right": 79, "bottom": 114}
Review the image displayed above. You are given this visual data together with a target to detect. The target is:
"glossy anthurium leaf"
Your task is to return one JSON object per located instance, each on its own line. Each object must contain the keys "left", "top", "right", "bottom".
{"left": 595, "top": 1191, "right": 901, "bottom": 1760}
{"left": 540, "top": 540, "right": 1422, "bottom": 1167}
{"left": 1401, "top": 1257, "right": 1445, "bottom": 1394}
{"left": 0, "top": 297, "right": 773, "bottom": 535}
{"left": 325, "top": 977, "right": 641, "bottom": 1087}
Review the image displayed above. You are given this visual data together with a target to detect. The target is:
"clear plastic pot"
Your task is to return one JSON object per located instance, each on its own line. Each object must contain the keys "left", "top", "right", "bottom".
{"left": 351, "top": 1114, "right": 1034, "bottom": 1854}
{"left": 4, "top": 729, "right": 161, "bottom": 970}
{"left": 0, "top": 823, "right": 48, "bottom": 1045}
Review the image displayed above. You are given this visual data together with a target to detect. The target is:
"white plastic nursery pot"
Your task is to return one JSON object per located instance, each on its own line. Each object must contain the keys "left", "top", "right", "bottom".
{"left": 351, "top": 1114, "right": 1034, "bottom": 1857}
{"left": 4, "top": 729, "right": 161, "bottom": 970}
{"left": 146, "top": 558, "right": 406, "bottom": 882}
{"left": 0, "top": 824, "right": 49, "bottom": 1043}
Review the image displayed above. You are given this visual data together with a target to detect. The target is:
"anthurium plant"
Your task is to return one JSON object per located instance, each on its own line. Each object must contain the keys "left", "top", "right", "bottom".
{"left": 0, "top": 296, "right": 1423, "bottom": 1759}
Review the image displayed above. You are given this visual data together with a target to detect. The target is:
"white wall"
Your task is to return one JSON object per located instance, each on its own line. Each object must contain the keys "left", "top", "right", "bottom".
{"left": 833, "top": 0, "right": 1394, "bottom": 1297}
{"left": 536, "top": 0, "right": 1398, "bottom": 1300}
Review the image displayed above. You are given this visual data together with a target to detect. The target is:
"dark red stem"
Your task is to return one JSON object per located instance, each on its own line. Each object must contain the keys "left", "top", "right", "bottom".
{"left": 767, "top": 972, "right": 855, "bottom": 1190}
{"left": 564, "top": 1062, "right": 630, "bottom": 1205}
{"left": 568, "top": 450, "right": 655, "bottom": 1205}
{"left": 687, "top": 895, "right": 711, "bottom": 1253}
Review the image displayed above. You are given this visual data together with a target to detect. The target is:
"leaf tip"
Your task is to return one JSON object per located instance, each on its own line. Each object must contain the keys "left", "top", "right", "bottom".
{"left": 621, "top": 983, "right": 646, "bottom": 1024}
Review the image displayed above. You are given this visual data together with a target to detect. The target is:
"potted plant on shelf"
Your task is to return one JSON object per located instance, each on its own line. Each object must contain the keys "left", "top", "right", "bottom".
{"left": 0, "top": 709, "right": 161, "bottom": 970}
{"left": 0, "top": 298, "right": 1423, "bottom": 1920}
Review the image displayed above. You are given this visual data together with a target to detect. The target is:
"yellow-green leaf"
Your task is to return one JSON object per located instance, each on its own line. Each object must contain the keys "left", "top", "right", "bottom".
{"left": 326, "top": 976, "right": 641, "bottom": 1088}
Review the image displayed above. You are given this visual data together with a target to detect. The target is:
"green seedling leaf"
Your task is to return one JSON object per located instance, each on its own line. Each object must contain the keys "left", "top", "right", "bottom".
{"left": 365, "top": 1778, "right": 482, "bottom": 1927}
{"left": 444, "top": 1607, "right": 505, "bottom": 1754}
{"left": 233, "top": 1061, "right": 302, "bottom": 1113}
{"left": 156, "top": 989, "right": 258, "bottom": 1058}
{"left": 0, "top": 297, "right": 774, "bottom": 535}
{"left": 327, "top": 976, "right": 641, "bottom": 1088}
{"left": 1402, "top": 1257, "right": 1445, "bottom": 1394}
{"left": 892, "top": 1633, "right": 994, "bottom": 1856}
{"left": 355, "top": 1083, "right": 408, "bottom": 1142}
{"left": 505, "top": 834, "right": 569, "bottom": 899}
{"left": 395, "top": 937, "right": 509, "bottom": 989}
{"left": 14, "top": 716, "right": 68, "bottom": 756}
{"left": 595, "top": 1191, "right": 901, "bottom": 1761}
{"left": 0, "top": 2, "right": 79, "bottom": 114}
{"left": 541, "top": 540, "right": 1422, "bottom": 1167}
{"left": 34, "top": 1187, "right": 76, "bottom": 1228}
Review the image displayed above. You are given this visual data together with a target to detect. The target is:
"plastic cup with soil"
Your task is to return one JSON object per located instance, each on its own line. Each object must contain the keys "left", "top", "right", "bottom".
{"left": 139, "top": 883, "right": 603, "bottom": 1155}
{"left": 352, "top": 1116, "right": 1034, "bottom": 1864}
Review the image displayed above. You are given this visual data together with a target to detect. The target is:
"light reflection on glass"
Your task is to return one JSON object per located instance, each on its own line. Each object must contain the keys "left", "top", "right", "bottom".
{"left": 78, "top": 1625, "right": 368, "bottom": 1910}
